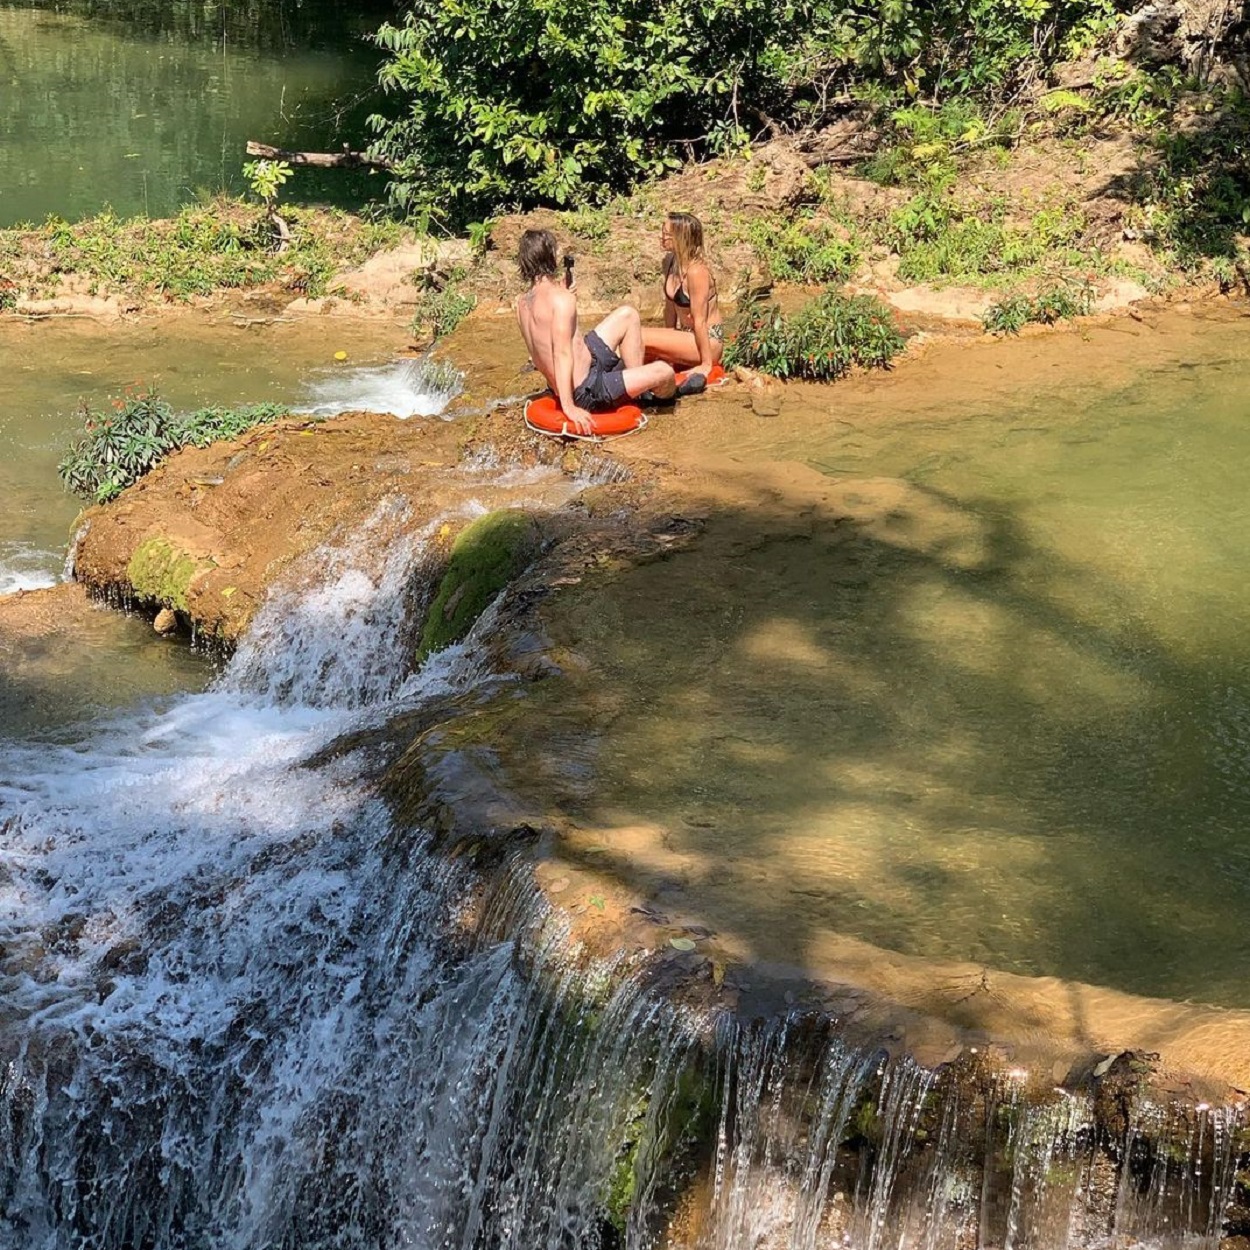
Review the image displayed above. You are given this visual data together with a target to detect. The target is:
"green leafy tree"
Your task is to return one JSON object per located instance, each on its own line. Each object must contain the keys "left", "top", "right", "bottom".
{"left": 366, "top": 0, "right": 1128, "bottom": 221}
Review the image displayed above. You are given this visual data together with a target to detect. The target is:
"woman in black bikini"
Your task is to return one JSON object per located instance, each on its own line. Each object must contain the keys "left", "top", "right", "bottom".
{"left": 642, "top": 212, "right": 724, "bottom": 395}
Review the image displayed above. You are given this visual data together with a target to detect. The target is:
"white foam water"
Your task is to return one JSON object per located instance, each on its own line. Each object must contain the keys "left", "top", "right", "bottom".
{"left": 0, "top": 543, "right": 60, "bottom": 596}
{"left": 298, "top": 357, "right": 464, "bottom": 420}
{"left": 0, "top": 499, "right": 1245, "bottom": 1250}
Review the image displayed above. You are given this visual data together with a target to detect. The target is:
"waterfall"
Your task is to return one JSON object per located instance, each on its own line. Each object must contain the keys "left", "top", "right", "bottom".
{"left": 1, "top": 507, "right": 1244, "bottom": 1249}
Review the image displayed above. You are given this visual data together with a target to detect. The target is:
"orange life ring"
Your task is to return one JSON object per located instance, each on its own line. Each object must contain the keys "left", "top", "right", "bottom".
{"left": 524, "top": 393, "right": 647, "bottom": 440}
{"left": 675, "top": 363, "right": 727, "bottom": 388}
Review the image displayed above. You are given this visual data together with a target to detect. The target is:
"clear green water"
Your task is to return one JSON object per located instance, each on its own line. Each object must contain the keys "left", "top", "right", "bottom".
{"left": 0, "top": 314, "right": 396, "bottom": 589}
{"left": 554, "top": 311, "right": 1250, "bottom": 1008}
{"left": 0, "top": 0, "right": 389, "bottom": 226}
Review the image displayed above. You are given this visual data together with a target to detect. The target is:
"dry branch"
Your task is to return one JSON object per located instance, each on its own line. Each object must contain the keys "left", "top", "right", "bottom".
{"left": 245, "top": 141, "right": 394, "bottom": 171}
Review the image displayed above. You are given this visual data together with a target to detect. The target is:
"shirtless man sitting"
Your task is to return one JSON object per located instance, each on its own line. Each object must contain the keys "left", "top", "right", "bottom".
{"left": 515, "top": 229, "right": 675, "bottom": 435}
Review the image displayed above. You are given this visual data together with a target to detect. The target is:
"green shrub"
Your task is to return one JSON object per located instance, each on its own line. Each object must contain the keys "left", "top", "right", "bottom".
{"left": 748, "top": 216, "right": 861, "bottom": 284}
{"left": 58, "top": 389, "right": 289, "bottom": 503}
{"left": 982, "top": 280, "right": 1094, "bottom": 333}
{"left": 1124, "top": 91, "right": 1250, "bottom": 269}
{"left": 411, "top": 270, "right": 477, "bottom": 339}
{"left": 725, "top": 290, "right": 905, "bottom": 380}
{"left": 367, "top": 0, "right": 1125, "bottom": 221}
{"left": 981, "top": 292, "right": 1033, "bottom": 334}
{"left": 861, "top": 101, "right": 1019, "bottom": 186}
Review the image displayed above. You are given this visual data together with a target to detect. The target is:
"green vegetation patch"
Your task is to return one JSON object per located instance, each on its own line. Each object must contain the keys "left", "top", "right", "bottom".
{"left": 127, "top": 538, "right": 212, "bottom": 612}
{"left": 366, "top": 0, "right": 1127, "bottom": 223}
{"left": 59, "top": 389, "right": 289, "bottom": 504}
{"left": 747, "top": 215, "right": 862, "bottom": 284}
{"left": 410, "top": 267, "right": 477, "bottom": 340}
{"left": 726, "top": 290, "right": 905, "bottom": 381}
{"left": 0, "top": 201, "right": 415, "bottom": 304}
{"left": 418, "top": 511, "right": 543, "bottom": 662}
{"left": 982, "top": 280, "right": 1094, "bottom": 333}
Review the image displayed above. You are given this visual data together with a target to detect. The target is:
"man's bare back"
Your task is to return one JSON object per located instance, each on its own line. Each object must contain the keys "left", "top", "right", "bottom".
{"left": 516, "top": 279, "right": 595, "bottom": 433}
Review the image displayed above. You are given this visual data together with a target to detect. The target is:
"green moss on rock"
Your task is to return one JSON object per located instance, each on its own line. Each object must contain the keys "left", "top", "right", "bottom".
{"left": 126, "top": 538, "right": 211, "bottom": 612}
{"left": 418, "top": 510, "right": 541, "bottom": 661}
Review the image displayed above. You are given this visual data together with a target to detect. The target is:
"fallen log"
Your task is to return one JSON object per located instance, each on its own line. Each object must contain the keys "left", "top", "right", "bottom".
{"left": 245, "top": 141, "right": 394, "bottom": 171}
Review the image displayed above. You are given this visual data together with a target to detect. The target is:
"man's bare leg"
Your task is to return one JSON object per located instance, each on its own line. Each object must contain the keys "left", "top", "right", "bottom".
{"left": 621, "top": 361, "right": 677, "bottom": 400}
{"left": 592, "top": 306, "right": 675, "bottom": 398}
{"left": 592, "top": 305, "right": 645, "bottom": 368}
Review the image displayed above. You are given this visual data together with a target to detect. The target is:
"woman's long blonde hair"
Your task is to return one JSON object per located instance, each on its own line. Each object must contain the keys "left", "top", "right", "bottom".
{"left": 666, "top": 212, "right": 705, "bottom": 270}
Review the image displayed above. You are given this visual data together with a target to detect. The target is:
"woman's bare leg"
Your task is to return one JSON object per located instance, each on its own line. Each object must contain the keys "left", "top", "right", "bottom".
{"left": 641, "top": 326, "right": 724, "bottom": 371}
{"left": 642, "top": 326, "right": 700, "bottom": 366}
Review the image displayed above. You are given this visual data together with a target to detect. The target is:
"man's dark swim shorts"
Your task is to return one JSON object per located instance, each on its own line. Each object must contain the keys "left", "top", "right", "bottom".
{"left": 573, "top": 331, "right": 628, "bottom": 411}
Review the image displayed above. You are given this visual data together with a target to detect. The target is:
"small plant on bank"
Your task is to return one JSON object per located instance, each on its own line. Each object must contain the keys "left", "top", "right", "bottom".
{"left": 466, "top": 218, "right": 495, "bottom": 258}
{"left": 58, "top": 388, "right": 289, "bottom": 503}
{"left": 243, "top": 158, "right": 294, "bottom": 251}
{"left": 725, "top": 291, "right": 905, "bottom": 381}
{"left": 982, "top": 279, "right": 1094, "bottom": 333}
{"left": 410, "top": 267, "right": 477, "bottom": 339}
{"left": 747, "top": 216, "right": 862, "bottom": 284}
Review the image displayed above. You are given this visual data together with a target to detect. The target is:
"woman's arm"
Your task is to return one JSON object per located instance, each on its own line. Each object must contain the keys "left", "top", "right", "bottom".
{"left": 685, "top": 264, "right": 716, "bottom": 375}
{"left": 662, "top": 254, "right": 678, "bottom": 329}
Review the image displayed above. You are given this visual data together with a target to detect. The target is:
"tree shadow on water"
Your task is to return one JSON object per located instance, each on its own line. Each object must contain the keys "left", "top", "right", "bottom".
{"left": 542, "top": 480, "right": 1250, "bottom": 1018}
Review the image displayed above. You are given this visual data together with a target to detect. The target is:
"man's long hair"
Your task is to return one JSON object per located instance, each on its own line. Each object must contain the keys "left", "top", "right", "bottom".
{"left": 518, "top": 229, "right": 559, "bottom": 281}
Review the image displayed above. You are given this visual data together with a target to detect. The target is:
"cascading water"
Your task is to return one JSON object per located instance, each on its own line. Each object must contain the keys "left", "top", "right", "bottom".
{"left": 1, "top": 503, "right": 1244, "bottom": 1249}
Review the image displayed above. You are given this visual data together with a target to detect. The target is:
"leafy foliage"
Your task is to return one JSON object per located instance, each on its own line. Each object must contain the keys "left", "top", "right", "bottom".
{"left": 725, "top": 290, "right": 905, "bottom": 380}
{"left": 747, "top": 216, "right": 861, "bottom": 283}
{"left": 883, "top": 182, "right": 1089, "bottom": 285}
{"left": 411, "top": 268, "right": 478, "bottom": 339}
{"left": 982, "top": 279, "right": 1094, "bottom": 333}
{"left": 368, "top": 0, "right": 1127, "bottom": 220}
{"left": 0, "top": 202, "right": 416, "bottom": 303}
{"left": 1121, "top": 90, "right": 1250, "bottom": 269}
{"left": 243, "top": 159, "right": 293, "bottom": 208}
{"left": 58, "top": 388, "right": 289, "bottom": 503}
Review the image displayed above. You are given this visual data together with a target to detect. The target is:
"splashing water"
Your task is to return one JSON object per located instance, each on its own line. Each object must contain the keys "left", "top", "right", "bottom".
{"left": 299, "top": 357, "right": 464, "bottom": 420}
{"left": 0, "top": 501, "right": 1244, "bottom": 1249}
{"left": 0, "top": 542, "right": 60, "bottom": 596}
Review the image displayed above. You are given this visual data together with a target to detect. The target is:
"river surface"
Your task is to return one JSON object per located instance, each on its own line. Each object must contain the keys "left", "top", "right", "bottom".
{"left": 0, "top": 310, "right": 1247, "bottom": 1246}
{"left": 547, "top": 309, "right": 1250, "bottom": 1011}
{"left": 0, "top": 313, "right": 424, "bottom": 722}
{"left": 0, "top": 0, "right": 390, "bottom": 226}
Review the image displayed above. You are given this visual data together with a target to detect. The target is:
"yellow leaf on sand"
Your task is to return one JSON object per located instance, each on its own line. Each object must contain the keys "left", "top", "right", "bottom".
{"left": 221, "top": 587, "right": 236, "bottom": 599}
{"left": 334, "top": 351, "right": 348, "bottom": 361}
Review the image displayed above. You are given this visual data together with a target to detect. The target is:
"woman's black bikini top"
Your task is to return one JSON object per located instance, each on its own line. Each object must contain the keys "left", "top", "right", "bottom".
{"left": 666, "top": 258, "right": 716, "bottom": 309}
{"left": 664, "top": 261, "right": 693, "bottom": 307}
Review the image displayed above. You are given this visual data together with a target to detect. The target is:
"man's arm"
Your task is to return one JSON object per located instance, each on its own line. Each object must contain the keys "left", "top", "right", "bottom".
{"left": 552, "top": 292, "right": 595, "bottom": 434}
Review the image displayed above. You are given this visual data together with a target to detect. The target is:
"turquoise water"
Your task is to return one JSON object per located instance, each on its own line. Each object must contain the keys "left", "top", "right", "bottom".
{"left": 0, "top": 1, "right": 389, "bottom": 225}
